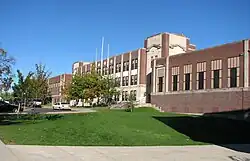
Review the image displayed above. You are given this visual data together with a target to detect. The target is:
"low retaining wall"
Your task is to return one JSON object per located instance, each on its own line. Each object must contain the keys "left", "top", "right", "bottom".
{"left": 151, "top": 88, "right": 250, "bottom": 114}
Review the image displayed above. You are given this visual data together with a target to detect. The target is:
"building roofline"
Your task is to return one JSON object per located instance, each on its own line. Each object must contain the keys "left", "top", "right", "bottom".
{"left": 169, "top": 39, "right": 249, "bottom": 58}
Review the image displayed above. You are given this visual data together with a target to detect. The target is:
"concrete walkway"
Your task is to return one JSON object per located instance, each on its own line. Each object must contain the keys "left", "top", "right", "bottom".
{"left": 4, "top": 144, "right": 250, "bottom": 161}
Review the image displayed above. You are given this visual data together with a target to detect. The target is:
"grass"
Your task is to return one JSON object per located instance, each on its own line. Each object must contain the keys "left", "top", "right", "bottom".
{"left": 0, "top": 107, "right": 249, "bottom": 146}
{"left": 0, "top": 108, "right": 203, "bottom": 146}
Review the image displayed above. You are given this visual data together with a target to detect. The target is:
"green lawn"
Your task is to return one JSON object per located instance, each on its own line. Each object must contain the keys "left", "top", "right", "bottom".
{"left": 0, "top": 108, "right": 249, "bottom": 146}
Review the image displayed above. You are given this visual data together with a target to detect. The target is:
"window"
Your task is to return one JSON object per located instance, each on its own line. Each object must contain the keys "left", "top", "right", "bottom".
{"left": 131, "top": 75, "right": 134, "bottom": 85}
{"left": 158, "top": 77, "right": 163, "bottom": 92}
{"left": 122, "top": 76, "right": 128, "bottom": 86}
{"left": 185, "top": 73, "right": 190, "bottom": 90}
{"left": 114, "top": 94, "right": 119, "bottom": 101}
{"left": 228, "top": 57, "right": 240, "bottom": 88}
{"left": 131, "top": 58, "right": 138, "bottom": 70}
{"left": 125, "top": 91, "right": 129, "bottom": 101}
{"left": 130, "top": 90, "right": 136, "bottom": 101}
{"left": 198, "top": 72, "right": 204, "bottom": 89}
{"left": 116, "top": 63, "right": 121, "bottom": 73}
{"left": 230, "top": 68, "right": 237, "bottom": 87}
{"left": 122, "top": 91, "right": 125, "bottom": 101}
{"left": 123, "top": 61, "right": 129, "bottom": 71}
{"left": 184, "top": 64, "right": 192, "bottom": 90}
{"left": 97, "top": 68, "right": 101, "bottom": 74}
{"left": 197, "top": 62, "right": 206, "bottom": 90}
{"left": 211, "top": 60, "right": 222, "bottom": 89}
{"left": 126, "top": 76, "right": 129, "bottom": 86}
{"left": 122, "top": 77, "right": 126, "bottom": 86}
{"left": 103, "top": 67, "right": 108, "bottom": 75}
{"left": 109, "top": 65, "right": 114, "bottom": 74}
{"left": 213, "top": 70, "right": 220, "bottom": 88}
{"left": 131, "top": 75, "right": 138, "bottom": 85}
{"left": 173, "top": 75, "right": 178, "bottom": 91}
{"left": 115, "top": 77, "right": 120, "bottom": 87}
{"left": 172, "top": 67, "right": 179, "bottom": 91}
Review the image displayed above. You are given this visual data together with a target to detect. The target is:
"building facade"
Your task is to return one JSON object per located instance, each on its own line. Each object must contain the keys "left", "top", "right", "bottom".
{"left": 151, "top": 39, "right": 250, "bottom": 113}
{"left": 73, "top": 48, "right": 147, "bottom": 104}
{"left": 72, "top": 32, "right": 249, "bottom": 113}
{"left": 48, "top": 74, "right": 72, "bottom": 104}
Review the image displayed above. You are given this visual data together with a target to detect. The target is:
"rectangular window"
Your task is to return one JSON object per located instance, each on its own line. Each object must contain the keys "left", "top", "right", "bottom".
{"left": 173, "top": 75, "right": 178, "bottom": 91}
{"left": 123, "top": 61, "right": 129, "bottom": 71}
{"left": 134, "top": 58, "right": 138, "bottom": 69}
{"left": 184, "top": 64, "right": 192, "bottom": 90}
{"left": 125, "top": 91, "right": 128, "bottom": 101}
{"left": 116, "top": 63, "right": 121, "bottom": 73}
{"left": 130, "top": 90, "right": 136, "bottom": 101}
{"left": 196, "top": 62, "right": 206, "bottom": 90}
{"left": 131, "top": 60, "right": 135, "bottom": 70}
{"left": 198, "top": 72, "right": 204, "bottom": 89}
{"left": 214, "top": 70, "right": 220, "bottom": 88}
{"left": 228, "top": 57, "right": 240, "bottom": 88}
{"left": 171, "top": 66, "right": 179, "bottom": 91}
{"left": 185, "top": 73, "right": 190, "bottom": 90}
{"left": 122, "top": 77, "right": 126, "bottom": 86}
{"left": 131, "top": 75, "right": 134, "bottom": 85}
{"left": 134, "top": 75, "right": 137, "bottom": 85}
{"left": 126, "top": 76, "right": 129, "bottom": 86}
{"left": 230, "top": 68, "right": 237, "bottom": 87}
{"left": 211, "top": 60, "right": 222, "bottom": 89}
{"left": 109, "top": 65, "right": 114, "bottom": 74}
{"left": 158, "top": 77, "right": 163, "bottom": 92}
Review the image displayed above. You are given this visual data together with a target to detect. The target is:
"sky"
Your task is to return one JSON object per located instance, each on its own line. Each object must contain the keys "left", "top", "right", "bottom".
{"left": 0, "top": 0, "right": 250, "bottom": 78}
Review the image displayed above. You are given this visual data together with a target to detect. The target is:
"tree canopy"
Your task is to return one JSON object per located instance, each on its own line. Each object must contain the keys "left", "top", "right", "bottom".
{"left": 67, "top": 70, "right": 119, "bottom": 105}
{"left": 12, "top": 63, "right": 51, "bottom": 103}
{"left": 0, "top": 49, "right": 15, "bottom": 92}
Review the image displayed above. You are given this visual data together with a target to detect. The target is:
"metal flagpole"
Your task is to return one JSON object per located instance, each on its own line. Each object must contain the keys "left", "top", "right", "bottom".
{"left": 101, "top": 37, "right": 104, "bottom": 75}
{"left": 95, "top": 48, "right": 98, "bottom": 70}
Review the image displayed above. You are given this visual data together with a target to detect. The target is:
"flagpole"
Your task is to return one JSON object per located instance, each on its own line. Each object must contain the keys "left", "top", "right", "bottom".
{"left": 101, "top": 37, "right": 104, "bottom": 75}
{"left": 95, "top": 48, "right": 98, "bottom": 70}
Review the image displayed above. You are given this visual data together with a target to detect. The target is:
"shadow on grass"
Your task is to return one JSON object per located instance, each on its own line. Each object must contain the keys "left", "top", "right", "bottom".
{"left": 0, "top": 120, "right": 22, "bottom": 126}
{"left": 153, "top": 115, "right": 250, "bottom": 153}
{"left": 0, "top": 114, "right": 64, "bottom": 123}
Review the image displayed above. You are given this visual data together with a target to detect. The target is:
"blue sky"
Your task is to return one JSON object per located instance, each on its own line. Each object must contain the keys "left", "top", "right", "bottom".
{"left": 0, "top": 0, "right": 250, "bottom": 78}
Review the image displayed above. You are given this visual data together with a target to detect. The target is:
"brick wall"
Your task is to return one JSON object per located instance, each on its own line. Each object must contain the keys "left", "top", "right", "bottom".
{"left": 151, "top": 88, "right": 250, "bottom": 113}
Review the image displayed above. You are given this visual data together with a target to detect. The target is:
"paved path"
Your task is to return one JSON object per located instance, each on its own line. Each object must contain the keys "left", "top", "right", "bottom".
{"left": 5, "top": 145, "right": 250, "bottom": 161}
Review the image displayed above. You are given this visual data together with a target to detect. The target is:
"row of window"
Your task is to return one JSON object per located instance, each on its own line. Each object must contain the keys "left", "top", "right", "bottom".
{"left": 157, "top": 57, "right": 241, "bottom": 92}
{"left": 121, "top": 90, "right": 137, "bottom": 101}
{"left": 115, "top": 75, "right": 138, "bottom": 87}
{"left": 96, "top": 58, "right": 138, "bottom": 75}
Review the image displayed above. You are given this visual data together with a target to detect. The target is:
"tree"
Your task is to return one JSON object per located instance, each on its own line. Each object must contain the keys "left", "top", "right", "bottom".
{"left": 67, "top": 70, "right": 120, "bottom": 106}
{"left": 0, "top": 49, "right": 15, "bottom": 92}
{"left": 32, "top": 63, "right": 51, "bottom": 103}
{"left": 12, "top": 70, "right": 34, "bottom": 102}
{"left": 126, "top": 93, "right": 136, "bottom": 112}
{"left": 100, "top": 75, "right": 119, "bottom": 106}
{"left": 12, "top": 63, "right": 51, "bottom": 104}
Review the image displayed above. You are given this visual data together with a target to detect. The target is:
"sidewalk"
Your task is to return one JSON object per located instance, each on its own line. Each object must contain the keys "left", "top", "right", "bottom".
{"left": 5, "top": 144, "right": 250, "bottom": 161}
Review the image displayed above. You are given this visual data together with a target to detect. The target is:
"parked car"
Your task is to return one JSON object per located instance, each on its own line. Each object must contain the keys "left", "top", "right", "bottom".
{"left": 32, "top": 99, "right": 42, "bottom": 108}
{"left": 0, "top": 101, "right": 23, "bottom": 113}
{"left": 52, "top": 102, "right": 71, "bottom": 110}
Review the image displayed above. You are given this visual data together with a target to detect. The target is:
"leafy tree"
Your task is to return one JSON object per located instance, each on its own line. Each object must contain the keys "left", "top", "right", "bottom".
{"left": 32, "top": 63, "right": 51, "bottom": 102}
{"left": 67, "top": 69, "right": 119, "bottom": 106}
{"left": 101, "top": 76, "right": 119, "bottom": 106}
{"left": 0, "top": 49, "right": 15, "bottom": 92}
{"left": 12, "top": 70, "right": 34, "bottom": 100}
{"left": 12, "top": 63, "right": 51, "bottom": 104}
{"left": 126, "top": 93, "right": 136, "bottom": 112}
